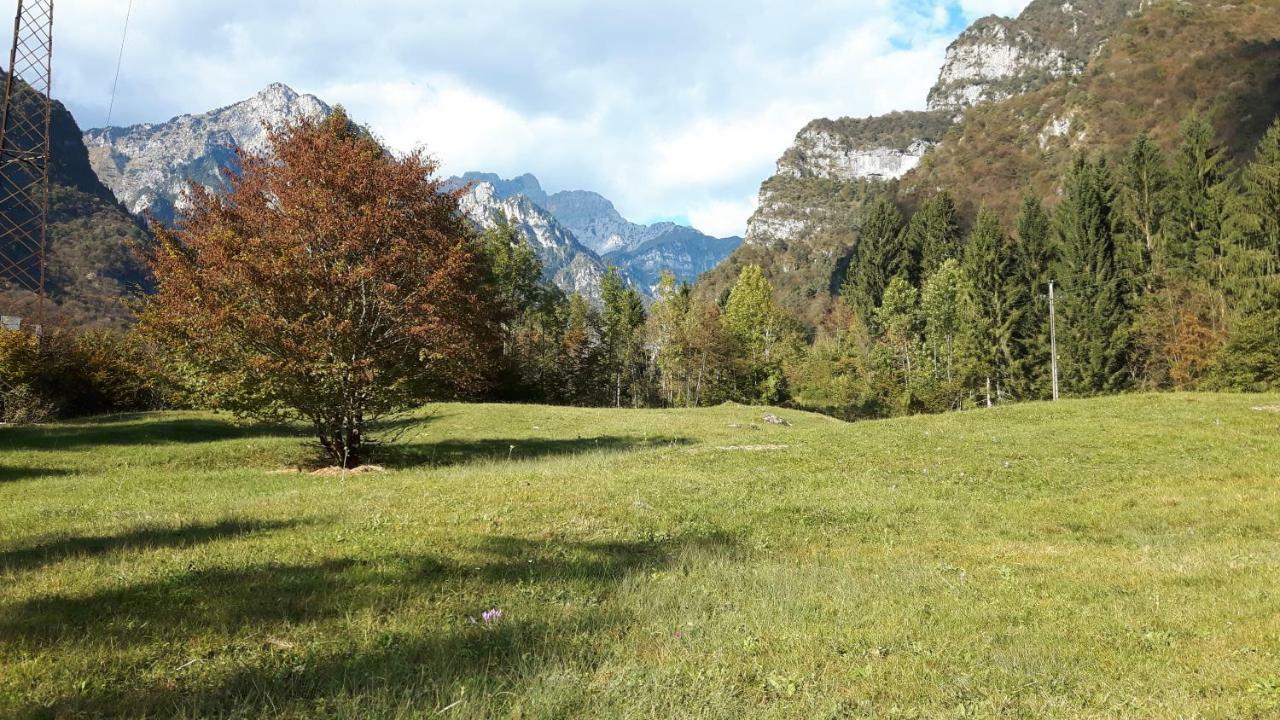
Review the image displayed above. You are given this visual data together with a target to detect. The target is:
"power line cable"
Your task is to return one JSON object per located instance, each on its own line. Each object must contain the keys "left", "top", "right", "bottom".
{"left": 105, "top": 0, "right": 134, "bottom": 127}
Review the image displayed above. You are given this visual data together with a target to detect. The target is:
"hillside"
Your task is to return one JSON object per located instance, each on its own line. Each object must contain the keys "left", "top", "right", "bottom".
{"left": 0, "top": 72, "right": 148, "bottom": 327}
{"left": 701, "top": 0, "right": 1278, "bottom": 326}
{"left": 2, "top": 393, "right": 1278, "bottom": 717}
{"left": 909, "top": 0, "right": 1280, "bottom": 224}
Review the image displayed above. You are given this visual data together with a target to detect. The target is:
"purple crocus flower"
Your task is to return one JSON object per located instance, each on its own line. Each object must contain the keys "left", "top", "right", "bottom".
{"left": 481, "top": 608, "right": 503, "bottom": 624}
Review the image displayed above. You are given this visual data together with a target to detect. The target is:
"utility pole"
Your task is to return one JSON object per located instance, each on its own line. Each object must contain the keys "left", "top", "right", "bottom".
{"left": 0, "top": 0, "right": 55, "bottom": 333}
{"left": 1048, "top": 280, "right": 1060, "bottom": 402}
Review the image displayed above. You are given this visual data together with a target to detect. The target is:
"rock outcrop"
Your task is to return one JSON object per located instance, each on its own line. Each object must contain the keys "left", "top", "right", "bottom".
{"left": 702, "top": 0, "right": 1147, "bottom": 325}
{"left": 927, "top": 0, "right": 1141, "bottom": 111}
{"left": 82, "top": 83, "right": 331, "bottom": 222}
{"left": 457, "top": 181, "right": 611, "bottom": 304}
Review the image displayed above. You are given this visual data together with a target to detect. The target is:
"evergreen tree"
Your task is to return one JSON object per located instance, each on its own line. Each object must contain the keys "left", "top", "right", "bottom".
{"left": 1116, "top": 131, "right": 1169, "bottom": 277}
{"left": 961, "top": 209, "right": 1018, "bottom": 403}
{"left": 1226, "top": 115, "right": 1280, "bottom": 312}
{"left": 647, "top": 271, "right": 694, "bottom": 406}
{"left": 1167, "top": 114, "right": 1231, "bottom": 284}
{"left": 905, "top": 191, "right": 963, "bottom": 278}
{"left": 477, "top": 219, "right": 572, "bottom": 401}
{"left": 1055, "top": 155, "right": 1133, "bottom": 394}
{"left": 600, "top": 267, "right": 647, "bottom": 407}
{"left": 841, "top": 198, "right": 908, "bottom": 324}
{"left": 1007, "top": 193, "right": 1056, "bottom": 400}
{"left": 560, "top": 294, "right": 604, "bottom": 405}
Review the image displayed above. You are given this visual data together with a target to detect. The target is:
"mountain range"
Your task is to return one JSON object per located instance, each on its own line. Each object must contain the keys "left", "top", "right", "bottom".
{"left": 80, "top": 88, "right": 739, "bottom": 303}
{"left": 452, "top": 172, "right": 741, "bottom": 298}
{"left": 10, "top": 0, "right": 1278, "bottom": 327}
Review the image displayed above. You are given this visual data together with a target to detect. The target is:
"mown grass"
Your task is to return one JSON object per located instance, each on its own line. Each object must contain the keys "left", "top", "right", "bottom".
{"left": 2, "top": 394, "right": 1279, "bottom": 719}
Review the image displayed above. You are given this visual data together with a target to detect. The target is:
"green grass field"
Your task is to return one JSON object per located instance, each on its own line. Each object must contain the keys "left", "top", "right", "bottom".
{"left": 2, "top": 394, "right": 1279, "bottom": 719}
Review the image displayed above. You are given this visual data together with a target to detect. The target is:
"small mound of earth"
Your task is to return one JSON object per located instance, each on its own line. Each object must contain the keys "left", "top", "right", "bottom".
{"left": 1252, "top": 405, "right": 1280, "bottom": 413}
{"left": 310, "top": 465, "right": 386, "bottom": 477}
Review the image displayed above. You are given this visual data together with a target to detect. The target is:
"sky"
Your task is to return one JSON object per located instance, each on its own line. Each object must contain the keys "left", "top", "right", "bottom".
{"left": 50, "top": 0, "right": 1028, "bottom": 237}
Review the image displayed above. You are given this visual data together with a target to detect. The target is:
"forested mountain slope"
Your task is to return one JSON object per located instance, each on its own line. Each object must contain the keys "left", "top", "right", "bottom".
{"left": 1, "top": 72, "right": 148, "bottom": 326}
{"left": 698, "top": 0, "right": 1277, "bottom": 327}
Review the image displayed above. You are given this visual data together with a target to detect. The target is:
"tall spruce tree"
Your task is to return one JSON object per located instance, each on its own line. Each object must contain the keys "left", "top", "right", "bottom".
{"left": 1228, "top": 115, "right": 1280, "bottom": 311}
{"left": 1167, "top": 114, "right": 1231, "bottom": 283}
{"left": 1117, "top": 131, "right": 1169, "bottom": 278}
{"left": 906, "top": 191, "right": 963, "bottom": 278}
{"left": 842, "top": 198, "right": 908, "bottom": 324}
{"left": 1008, "top": 193, "right": 1056, "bottom": 400}
{"left": 961, "top": 209, "right": 1018, "bottom": 402}
{"left": 600, "top": 268, "right": 648, "bottom": 407}
{"left": 1055, "top": 156, "right": 1134, "bottom": 394}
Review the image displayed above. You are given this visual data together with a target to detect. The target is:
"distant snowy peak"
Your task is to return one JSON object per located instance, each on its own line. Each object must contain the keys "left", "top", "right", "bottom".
{"left": 82, "top": 83, "right": 332, "bottom": 221}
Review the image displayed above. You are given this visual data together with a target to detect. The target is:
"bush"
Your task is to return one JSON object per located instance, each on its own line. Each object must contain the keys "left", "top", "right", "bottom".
{"left": 0, "top": 383, "right": 53, "bottom": 424}
{"left": 0, "top": 326, "right": 173, "bottom": 419}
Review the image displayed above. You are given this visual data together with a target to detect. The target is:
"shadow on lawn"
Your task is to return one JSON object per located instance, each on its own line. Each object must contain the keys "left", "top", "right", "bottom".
{"left": 380, "top": 434, "right": 692, "bottom": 469}
{"left": 7, "top": 532, "right": 738, "bottom": 719}
{"left": 0, "top": 518, "right": 306, "bottom": 573}
{"left": 0, "top": 466, "right": 70, "bottom": 483}
{"left": 0, "top": 417, "right": 293, "bottom": 452}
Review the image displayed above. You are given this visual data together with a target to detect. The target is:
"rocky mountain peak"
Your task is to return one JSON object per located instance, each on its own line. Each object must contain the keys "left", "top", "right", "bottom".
{"left": 451, "top": 172, "right": 741, "bottom": 298}
{"left": 457, "top": 180, "right": 610, "bottom": 304}
{"left": 459, "top": 171, "right": 548, "bottom": 207}
{"left": 927, "top": 0, "right": 1142, "bottom": 111}
{"left": 82, "top": 83, "right": 331, "bottom": 221}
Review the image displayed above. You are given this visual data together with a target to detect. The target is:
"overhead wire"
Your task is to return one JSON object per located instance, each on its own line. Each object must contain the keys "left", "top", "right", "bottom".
{"left": 105, "top": 0, "right": 134, "bottom": 127}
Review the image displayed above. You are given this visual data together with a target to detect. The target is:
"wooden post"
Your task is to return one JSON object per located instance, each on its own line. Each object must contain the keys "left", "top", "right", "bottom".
{"left": 1049, "top": 280, "right": 1060, "bottom": 402}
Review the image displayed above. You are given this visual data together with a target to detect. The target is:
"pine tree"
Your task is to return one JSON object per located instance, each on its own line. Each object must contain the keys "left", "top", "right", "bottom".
{"left": 961, "top": 209, "right": 1018, "bottom": 403}
{"left": 1116, "top": 131, "right": 1169, "bottom": 277}
{"left": 647, "top": 271, "right": 694, "bottom": 406}
{"left": 905, "top": 191, "right": 963, "bottom": 278}
{"left": 841, "top": 198, "right": 908, "bottom": 324}
{"left": 600, "top": 267, "right": 647, "bottom": 407}
{"left": 560, "top": 293, "right": 603, "bottom": 405}
{"left": 1008, "top": 194, "right": 1056, "bottom": 400}
{"left": 1226, "top": 115, "right": 1280, "bottom": 312}
{"left": 1167, "top": 114, "right": 1231, "bottom": 284}
{"left": 1055, "top": 155, "right": 1133, "bottom": 395}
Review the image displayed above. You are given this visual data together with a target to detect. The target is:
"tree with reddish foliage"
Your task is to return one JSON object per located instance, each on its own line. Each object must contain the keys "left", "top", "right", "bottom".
{"left": 140, "top": 109, "right": 497, "bottom": 468}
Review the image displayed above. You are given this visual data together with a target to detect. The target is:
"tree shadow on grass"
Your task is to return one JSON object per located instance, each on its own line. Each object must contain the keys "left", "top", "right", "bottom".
{"left": 6, "top": 532, "right": 739, "bottom": 719}
{"left": 379, "top": 435, "right": 692, "bottom": 469}
{"left": 0, "top": 518, "right": 308, "bottom": 574}
{"left": 0, "top": 417, "right": 295, "bottom": 452}
{"left": 0, "top": 466, "right": 70, "bottom": 483}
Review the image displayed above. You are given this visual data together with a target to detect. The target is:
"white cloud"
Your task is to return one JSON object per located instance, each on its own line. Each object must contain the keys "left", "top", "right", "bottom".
{"left": 51, "top": 0, "right": 1017, "bottom": 236}
{"left": 687, "top": 196, "right": 761, "bottom": 239}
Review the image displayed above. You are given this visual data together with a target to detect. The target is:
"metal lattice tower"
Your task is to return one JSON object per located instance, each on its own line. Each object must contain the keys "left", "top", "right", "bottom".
{"left": 0, "top": 0, "right": 53, "bottom": 331}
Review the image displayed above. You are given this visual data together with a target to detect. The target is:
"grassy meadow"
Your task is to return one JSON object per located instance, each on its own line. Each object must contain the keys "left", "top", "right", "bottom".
{"left": 2, "top": 394, "right": 1279, "bottom": 718}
